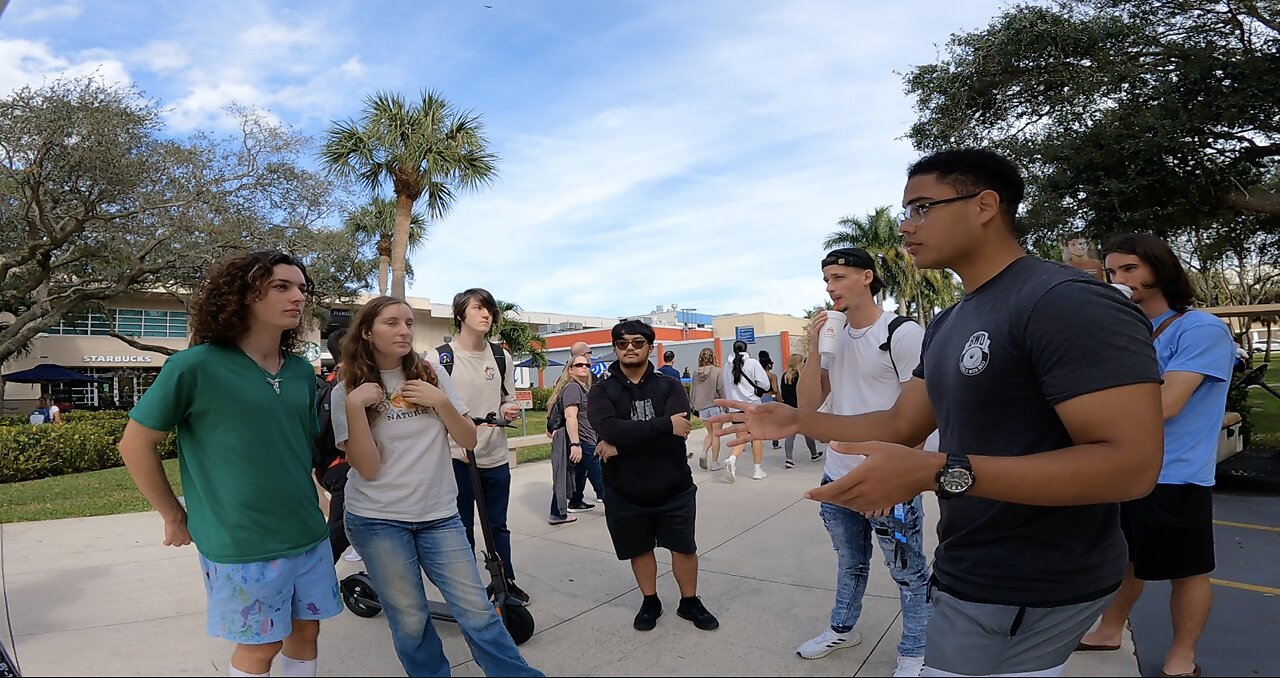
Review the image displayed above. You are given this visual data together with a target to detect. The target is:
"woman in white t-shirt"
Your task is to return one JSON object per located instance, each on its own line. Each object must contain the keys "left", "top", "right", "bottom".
{"left": 721, "top": 340, "right": 770, "bottom": 482}
{"left": 333, "top": 297, "right": 542, "bottom": 678}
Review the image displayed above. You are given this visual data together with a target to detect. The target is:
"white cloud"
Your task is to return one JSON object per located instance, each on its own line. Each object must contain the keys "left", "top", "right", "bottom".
{"left": 131, "top": 41, "right": 189, "bottom": 72}
{"left": 406, "top": 2, "right": 988, "bottom": 317}
{"left": 0, "top": 39, "right": 131, "bottom": 96}
{"left": 8, "top": 0, "right": 83, "bottom": 24}
{"left": 337, "top": 56, "right": 366, "bottom": 79}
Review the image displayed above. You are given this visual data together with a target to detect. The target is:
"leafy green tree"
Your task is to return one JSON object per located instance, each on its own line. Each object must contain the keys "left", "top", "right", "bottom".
{"left": 904, "top": 0, "right": 1280, "bottom": 248}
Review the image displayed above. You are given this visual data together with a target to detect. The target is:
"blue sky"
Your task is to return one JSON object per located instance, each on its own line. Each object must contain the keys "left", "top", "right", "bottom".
{"left": 1, "top": 0, "right": 1008, "bottom": 318}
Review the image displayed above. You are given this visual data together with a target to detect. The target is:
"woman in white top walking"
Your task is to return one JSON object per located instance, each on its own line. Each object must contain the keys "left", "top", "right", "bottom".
{"left": 720, "top": 340, "right": 769, "bottom": 482}
{"left": 332, "top": 296, "right": 542, "bottom": 678}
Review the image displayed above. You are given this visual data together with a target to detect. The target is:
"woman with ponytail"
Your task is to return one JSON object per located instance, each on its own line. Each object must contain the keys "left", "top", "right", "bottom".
{"left": 720, "top": 340, "right": 770, "bottom": 482}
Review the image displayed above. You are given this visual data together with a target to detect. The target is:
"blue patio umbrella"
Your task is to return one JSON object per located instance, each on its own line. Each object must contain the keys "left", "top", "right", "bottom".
{"left": 2, "top": 363, "right": 110, "bottom": 384}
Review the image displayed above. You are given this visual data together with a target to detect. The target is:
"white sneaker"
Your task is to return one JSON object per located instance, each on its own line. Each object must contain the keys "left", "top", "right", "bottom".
{"left": 342, "top": 548, "right": 363, "bottom": 562}
{"left": 709, "top": 461, "right": 723, "bottom": 471}
{"left": 892, "top": 655, "right": 925, "bottom": 677}
{"left": 722, "top": 456, "right": 736, "bottom": 483}
{"left": 752, "top": 466, "right": 767, "bottom": 480}
{"left": 796, "top": 628, "right": 861, "bottom": 660}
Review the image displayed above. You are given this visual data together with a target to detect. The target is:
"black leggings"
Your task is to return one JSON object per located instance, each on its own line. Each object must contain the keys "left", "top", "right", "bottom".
{"left": 318, "top": 462, "right": 351, "bottom": 563}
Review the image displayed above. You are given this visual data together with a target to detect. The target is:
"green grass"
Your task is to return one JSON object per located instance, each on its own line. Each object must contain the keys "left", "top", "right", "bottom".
{"left": 0, "top": 458, "right": 182, "bottom": 524}
{"left": 1248, "top": 383, "right": 1280, "bottom": 449}
{"left": 507, "top": 410, "right": 547, "bottom": 437}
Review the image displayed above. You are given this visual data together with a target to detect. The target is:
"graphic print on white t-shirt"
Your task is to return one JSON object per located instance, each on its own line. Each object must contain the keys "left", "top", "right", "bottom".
{"left": 820, "top": 312, "right": 930, "bottom": 481}
{"left": 332, "top": 364, "right": 471, "bottom": 523}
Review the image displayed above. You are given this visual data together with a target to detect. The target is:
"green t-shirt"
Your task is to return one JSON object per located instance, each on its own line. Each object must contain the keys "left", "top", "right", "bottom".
{"left": 129, "top": 343, "right": 327, "bottom": 564}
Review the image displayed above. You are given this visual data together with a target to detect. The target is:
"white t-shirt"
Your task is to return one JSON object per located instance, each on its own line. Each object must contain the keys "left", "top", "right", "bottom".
{"left": 722, "top": 353, "right": 771, "bottom": 407}
{"left": 332, "top": 364, "right": 471, "bottom": 523}
{"left": 820, "top": 312, "right": 936, "bottom": 480}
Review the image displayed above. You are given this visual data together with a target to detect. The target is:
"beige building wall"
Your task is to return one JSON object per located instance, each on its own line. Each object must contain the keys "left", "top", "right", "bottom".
{"left": 713, "top": 312, "right": 809, "bottom": 340}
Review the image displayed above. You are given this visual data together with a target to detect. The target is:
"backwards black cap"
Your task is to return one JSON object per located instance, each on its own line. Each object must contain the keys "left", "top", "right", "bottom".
{"left": 822, "top": 247, "right": 884, "bottom": 295}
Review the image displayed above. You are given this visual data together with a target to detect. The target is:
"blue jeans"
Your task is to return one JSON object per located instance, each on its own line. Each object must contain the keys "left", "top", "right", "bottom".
{"left": 344, "top": 511, "right": 542, "bottom": 678}
{"left": 453, "top": 460, "right": 515, "bottom": 581}
{"left": 570, "top": 441, "right": 604, "bottom": 505}
{"left": 818, "top": 476, "right": 931, "bottom": 658}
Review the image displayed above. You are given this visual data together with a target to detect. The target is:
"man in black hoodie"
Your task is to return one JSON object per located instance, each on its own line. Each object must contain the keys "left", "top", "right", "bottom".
{"left": 589, "top": 320, "right": 720, "bottom": 633}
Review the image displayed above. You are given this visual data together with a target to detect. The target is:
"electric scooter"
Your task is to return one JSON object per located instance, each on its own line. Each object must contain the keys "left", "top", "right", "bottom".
{"left": 339, "top": 412, "right": 536, "bottom": 646}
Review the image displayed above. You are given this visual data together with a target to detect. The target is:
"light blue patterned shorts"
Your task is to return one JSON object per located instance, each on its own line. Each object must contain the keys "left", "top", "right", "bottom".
{"left": 199, "top": 539, "right": 342, "bottom": 644}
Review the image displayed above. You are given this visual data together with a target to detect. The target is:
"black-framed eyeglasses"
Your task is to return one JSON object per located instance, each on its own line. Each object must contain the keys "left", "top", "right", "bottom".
{"left": 613, "top": 339, "right": 648, "bottom": 350}
{"left": 897, "top": 192, "right": 982, "bottom": 225}
{"left": 570, "top": 362, "right": 590, "bottom": 368}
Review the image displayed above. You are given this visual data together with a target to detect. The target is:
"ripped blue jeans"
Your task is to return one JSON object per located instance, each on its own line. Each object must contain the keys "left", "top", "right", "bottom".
{"left": 819, "top": 476, "right": 931, "bottom": 658}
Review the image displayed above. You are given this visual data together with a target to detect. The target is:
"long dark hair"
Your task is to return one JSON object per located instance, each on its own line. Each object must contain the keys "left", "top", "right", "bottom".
{"left": 340, "top": 296, "right": 437, "bottom": 393}
{"left": 1103, "top": 233, "right": 1195, "bottom": 313}
{"left": 758, "top": 350, "right": 774, "bottom": 371}
{"left": 189, "top": 251, "right": 317, "bottom": 353}
{"left": 731, "top": 340, "right": 747, "bottom": 385}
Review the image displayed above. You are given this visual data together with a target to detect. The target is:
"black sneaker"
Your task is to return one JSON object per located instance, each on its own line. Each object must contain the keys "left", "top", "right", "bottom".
{"left": 633, "top": 596, "right": 662, "bottom": 631}
{"left": 677, "top": 596, "right": 719, "bottom": 631}
{"left": 506, "top": 580, "right": 530, "bottom": 606}
{"left": 567, "top": 502, "right": 596, "bottom": 513}
{"left": 772, "top": 441, "right": 781, "bottom": 449}
{"left": 811, "top": 449, "right": 823, "bottom": 461}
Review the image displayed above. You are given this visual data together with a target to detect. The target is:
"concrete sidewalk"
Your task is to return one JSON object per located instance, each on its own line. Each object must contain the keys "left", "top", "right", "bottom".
{"left": 1, "top": 430, "right": 1139, "bottom": 676}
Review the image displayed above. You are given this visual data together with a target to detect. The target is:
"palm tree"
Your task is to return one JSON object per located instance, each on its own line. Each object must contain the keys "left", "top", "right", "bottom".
{"left": 343, "top": 197, "right": 428, "bottom": 295}
{"left": 494, "top": 299, "right": 548, "bottom": 369}
{"left": 320, "top": 90, "right": 498, "bottom": 298}
{"left": 823, "top": 206, "right": 960, "bottom": 322}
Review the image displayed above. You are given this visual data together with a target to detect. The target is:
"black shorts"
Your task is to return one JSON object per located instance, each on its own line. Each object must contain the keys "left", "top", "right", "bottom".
{"left": 603, "top": 484, "right": 697, "bottom": 560}
{"left": 1120, "top": 483, "right": 1215, "bottom": 581}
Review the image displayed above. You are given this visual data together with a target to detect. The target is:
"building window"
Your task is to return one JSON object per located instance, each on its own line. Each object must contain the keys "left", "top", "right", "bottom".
{"left": 47, "top": 367, "right": 160, "bottom": 410}
{"left": 46, "top": 309, "right": 188, "bottom": 338}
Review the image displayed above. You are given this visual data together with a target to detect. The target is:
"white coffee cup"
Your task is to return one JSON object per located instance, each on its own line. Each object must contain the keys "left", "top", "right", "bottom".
{"left": 818, "top": 311, "right": 846, "bottom": 356}
{"left": 1110, "top": 283, "right": 1134, "bottom": 299}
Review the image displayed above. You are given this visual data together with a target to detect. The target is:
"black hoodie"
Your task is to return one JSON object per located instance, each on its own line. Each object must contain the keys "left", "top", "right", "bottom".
{"left": 587, "top": 360, "right": 693, "bottom": 506}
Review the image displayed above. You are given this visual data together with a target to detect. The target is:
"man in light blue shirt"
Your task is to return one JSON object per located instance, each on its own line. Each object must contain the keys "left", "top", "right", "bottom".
{"left": 1080, "top": 233, "right": 1235, "bottom": 678}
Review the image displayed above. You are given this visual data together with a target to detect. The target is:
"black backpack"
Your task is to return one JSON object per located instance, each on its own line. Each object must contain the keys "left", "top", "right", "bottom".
{"left": 435, "top": 342, "right": 508, "bottom": 396}
{"left": 311, "top": 374, "right": 342, "bottom": 475}
{"left": 879, "top": 315, "right": 917, "bottom": 380}
{"left": 546, "top": 396, "right": 565, "bottom": 434}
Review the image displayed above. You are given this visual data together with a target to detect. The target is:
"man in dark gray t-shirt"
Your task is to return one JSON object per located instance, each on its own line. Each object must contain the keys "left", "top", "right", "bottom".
{"left": 715, "top": 149, "right": 1163, "bottom": 677}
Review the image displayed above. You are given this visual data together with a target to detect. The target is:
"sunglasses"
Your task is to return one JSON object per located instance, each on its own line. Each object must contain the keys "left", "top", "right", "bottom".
{"left": 612, "top": 339, "right": 649, "bottom": 350}
{"left": 571, "top": 362, "right": 590, "bottom": 368}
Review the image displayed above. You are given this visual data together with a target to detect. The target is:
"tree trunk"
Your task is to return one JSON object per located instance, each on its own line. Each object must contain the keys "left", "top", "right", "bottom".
{"left": 0, "top": 373, "right": 7, "bottom": 416}
{"left": 378, "top": 256, "right": 390, "bottom": 296}
{"left": 390, "top": 194, "right": 414, "bottom": 299}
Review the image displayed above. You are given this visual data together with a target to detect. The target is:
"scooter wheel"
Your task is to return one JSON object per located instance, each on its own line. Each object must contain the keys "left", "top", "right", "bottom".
{"left": 499, "top": 602, "right": 535, "bottom": 645}
{"left": 341, "top": 573, "right": 383, "bottom": 618}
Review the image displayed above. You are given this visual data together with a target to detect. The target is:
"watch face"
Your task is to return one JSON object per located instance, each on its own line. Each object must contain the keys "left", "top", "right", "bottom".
{"left": 941, "top": 468, "right": 973, "bottom": 494}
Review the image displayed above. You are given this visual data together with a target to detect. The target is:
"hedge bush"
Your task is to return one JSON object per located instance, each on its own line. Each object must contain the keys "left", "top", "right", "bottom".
{"left": 531, "top": 387, "right": 552, "bottom": 411}
{"left": 0, "top": 416, "right": 176, "bottom": 483}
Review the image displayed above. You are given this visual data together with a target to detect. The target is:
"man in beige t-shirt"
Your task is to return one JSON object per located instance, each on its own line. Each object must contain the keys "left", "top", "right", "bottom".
{"left": 427, "top": 288, "right": 526, "bottom": 605}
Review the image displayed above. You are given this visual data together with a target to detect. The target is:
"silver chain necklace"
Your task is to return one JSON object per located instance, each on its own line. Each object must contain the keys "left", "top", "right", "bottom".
{"left": 250, "top": 352, "right": 285, "bottom": 395}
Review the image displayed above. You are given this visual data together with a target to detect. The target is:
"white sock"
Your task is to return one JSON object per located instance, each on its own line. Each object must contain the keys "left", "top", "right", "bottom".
{"left": 228, "top": 665, "right": 269, "bottom": 677}
{"left": 755, "top": 464, "right": 763, "bottom": 471}
{"left": 277, "top": 655, "right": 318, "bottom": 678}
